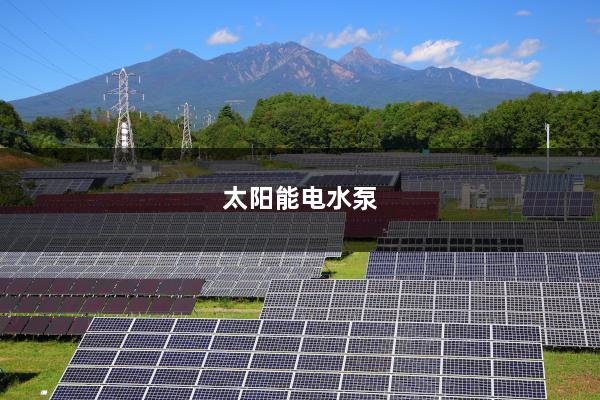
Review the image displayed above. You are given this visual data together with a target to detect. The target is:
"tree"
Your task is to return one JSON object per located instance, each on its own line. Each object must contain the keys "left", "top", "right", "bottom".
{"left": 30, "top": 116, "right": 71, "bottom": 140}
{"left": 0, "top": 172, "right": 33, "bottom": 206}
{"left": 69, "top": 109, "right": 96, "bottom": 143}
{"left": 0, "top": 100, "right": 27, "bottom": 149}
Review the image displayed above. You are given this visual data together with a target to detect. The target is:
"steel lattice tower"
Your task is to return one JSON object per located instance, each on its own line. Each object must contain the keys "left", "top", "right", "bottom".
{"left": 106, "top": 68, "right": 142, "bottom": 168}
{"left": 180, "top": 102, "right": 193, "bottom": 159}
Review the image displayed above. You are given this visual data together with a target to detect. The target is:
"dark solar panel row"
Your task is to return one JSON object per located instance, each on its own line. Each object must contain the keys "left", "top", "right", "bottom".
{"left": 523, "top": 191, "right": 594, "bottom": 217}
{"left": 383, "top": 221, "right": 600, "bottom": 252}
{"left": 22, "top": 179, "right": 95, "bottom": 196}
{"left": 171, "top": 171, "right": 306, "bottom": 184}
{"left": 0, "top": 315, "right": 91, "bottom": 336}
{"left": 0, "top": 295, "right": 196, "bottom": 315}
{"left": 401, "top": 174, "right": 521, "bottom": 199}
{"left": 0, "top": 278, "right": 204, "bottom": 296}
{"left": 524, "top": 173, "right": 583, "bottom": 192}
{"left": 302, "top": 174, "right": 397, "bottom": 187}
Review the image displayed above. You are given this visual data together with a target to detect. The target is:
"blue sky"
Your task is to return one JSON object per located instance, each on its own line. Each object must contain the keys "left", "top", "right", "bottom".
{"left": 1, "top": 0, "right": 599, "bottom": 100}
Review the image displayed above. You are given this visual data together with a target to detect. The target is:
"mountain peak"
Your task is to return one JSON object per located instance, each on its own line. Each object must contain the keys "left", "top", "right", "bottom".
{"left": 339, "top": 47, "right": 375, "bottom": 64}
{"left": 339, "top": 47, "right": 411, "bottom": 78}
{"left": 153, "top": 48, "right": 203, "bottom": 63}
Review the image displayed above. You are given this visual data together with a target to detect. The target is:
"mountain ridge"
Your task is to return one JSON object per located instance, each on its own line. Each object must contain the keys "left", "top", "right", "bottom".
{"left": 10, "top": 41, "right": 553, "bottom": 119}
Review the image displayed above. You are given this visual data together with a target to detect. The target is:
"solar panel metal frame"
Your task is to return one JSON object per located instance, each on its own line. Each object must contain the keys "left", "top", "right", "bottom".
{"left": 262, "top": 279, "right": 600, "bottom": 348}
{"left": 51, "top": 316, "right": 546, "bottom": 400}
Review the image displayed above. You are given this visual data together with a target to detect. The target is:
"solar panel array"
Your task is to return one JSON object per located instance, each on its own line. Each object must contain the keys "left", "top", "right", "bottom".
{"left": 381, "top": 221, "right": 600, "bottom": 252}
{"left": 171, "top": 171, "right": 306, "bottom": 184}
{"left": 300, "top": 173, "right": 399, "bottom": 188}
{"left": 523, "top": 174, "right": 583, "bottom": 192}
{"left": 522, "top": 192, "right": 594, "bottom": 218}
{"left": 0, "top": 295, "right": 196, "bottom": 316}
{"left": 366, "top": 252, "right": 600, "bottom": 282}
{"left": 401, "top": 174, "right": 521, "bottom": 199}
{"left": 0, "top": 251, "right": 327, "bottom": 298}
{"left": 130, "top": 183, "right": 282, "bottom": 194}
{"left": 274, "top": 153, "right": 494, "bottom": 169}
{"left": 22, "top": 170, "right": 132, "bottom": 187}
{"left": 51, "top": 317, "right": 546, "bottom": 400}
{"left": 0, "top": 212, "right": 345, "bottom": 255}
{"left": 0, "top": 213, "right": 343, "bottom": 297}
{"left": 261, "top": 279, "right": 600, "bottom": 348}
{"left": 0, "top": 315, "right": 91, "bottom": 336}
{"left": 23, "top": 179, "right": 94, "bottom": 196}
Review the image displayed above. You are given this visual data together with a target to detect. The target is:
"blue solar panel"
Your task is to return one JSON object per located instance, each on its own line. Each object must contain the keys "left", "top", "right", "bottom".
{"left": 52, "top": 318, "right": 546, "bottom": 400}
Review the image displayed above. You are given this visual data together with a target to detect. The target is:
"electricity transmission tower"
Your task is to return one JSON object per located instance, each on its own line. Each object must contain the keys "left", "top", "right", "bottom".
{"left": 105, "top": 68, "right": 143, "bottom": 168}
{"left": 204, "top": 111, "right": 215, "bottom": 127}
{"left": 179, "top": 102, "right": 195, "bottom": 159}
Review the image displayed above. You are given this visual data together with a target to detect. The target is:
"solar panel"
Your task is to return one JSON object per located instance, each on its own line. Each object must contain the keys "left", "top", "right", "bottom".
{"left": 299, "top": 172, "right": 399, "bottom": 188}
{"left": 401, "top": 173, "right": 521, "bottom": 199}
{"left": 524, "top": 173, "right": 582, "bottom": 192}
{"left": 51, "top": 317, "right": 545, "bottom": 400}
{"left": 262, "top": 279, "right": 600, "bottom": 348}
{"left": 21, "top": 315, "right": 52, "bottom": 335}
{"left": 45, "top": 316, "right": 74, "bottom": 335}
{"left": 0, "top": 251, "right": 327, "bottom": 298}
{"left": 523, "top": 191, "right": 594, "bottom": 218}
{"left": 273, "top": 153, "right": 494, "bottom": 169}
{"left": 383, "top": 221, "right": 600, "bottom": 252}
{"left": 22, "top": 178, "right": 95, "bottom": 196}
{"left": 67, "top": 317, "right": 92, "bottom": 335}
{"left": 3, "top": 315, "right": 30, "bottom": 334}
{"left": 366, "top": 251, "right": 600, "bottom": 282}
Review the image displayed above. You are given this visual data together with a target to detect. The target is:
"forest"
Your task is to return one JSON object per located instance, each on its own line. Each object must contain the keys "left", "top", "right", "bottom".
{"left": 1, "top": 90, "right": 599, "bottom": 155}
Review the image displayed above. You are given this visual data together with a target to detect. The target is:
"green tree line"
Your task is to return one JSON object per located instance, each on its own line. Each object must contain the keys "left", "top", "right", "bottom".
{"left": 1, "top": 91, "right": 599, "bottom": 154}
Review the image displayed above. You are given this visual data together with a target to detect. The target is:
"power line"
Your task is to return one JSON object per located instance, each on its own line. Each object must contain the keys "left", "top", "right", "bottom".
{"left": 0, "top": 38, "right": 81, "bottom": 82}
{"left": 37, "top": 0, "right": 113, "bottom": 62}
{"left": 0, "top": 65, "right": 74, "bottom": 109}
{"left": 0, "top": 22, "right": 83, "bottom": 82}
{"left": 5, "top": 0, "right": 103, "bottom": 73}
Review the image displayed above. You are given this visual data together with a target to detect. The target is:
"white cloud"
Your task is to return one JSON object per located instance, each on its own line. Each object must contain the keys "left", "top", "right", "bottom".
{"left": 391, "top": 39, "right": 461, "bottom": 64}
{"left": 513, "top": 38, "right": 542, "bottom": 58}
{"left": 206, "top": 28, "right": 240, "bottom": 45}
{"left": 321, "top": 26, "right": 381, "bottom": 49}
{"left": 483, "top": 41, "right": 509, "bottom": 56}
{"left": 254, "top": 17, "right": 263, "bottom": 28}
{"left": 516, "top": 9, "right": 532, "bottom": 17}
{"left": 586, "top": 17, "right": 600, "bottom": 33}
{"left": 300, "top": 32, "right": 318, "bottom": 47}
{"left": 450, "top": 57, "right": 541, "bottom": 81}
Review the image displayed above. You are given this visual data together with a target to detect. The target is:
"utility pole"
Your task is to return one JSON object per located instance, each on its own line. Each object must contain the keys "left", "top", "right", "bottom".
{"left": 105, "top": 67, "right": 143, "bottom": 168}
{"left": 179, "top": 102, "right": 194, "bottom": 159}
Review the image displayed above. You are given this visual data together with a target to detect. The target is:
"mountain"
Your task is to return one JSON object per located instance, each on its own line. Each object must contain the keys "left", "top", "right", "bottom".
{"left": 338, "top": 47, "right": 411, "bottom": 78}
{"left": 10, "top": 42, "right": 553, "bottom": 119}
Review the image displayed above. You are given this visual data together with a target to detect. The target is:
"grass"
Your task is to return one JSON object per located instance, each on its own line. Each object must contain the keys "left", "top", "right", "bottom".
{"left": 258, "top": 159, "right": 299, "bottom": 169}
{"left": 440, "top": 199, "right": 524, "bottom": 221}
{"left": 0, "top": 339, "right": 78, "bottom": 400}
{"left": 190, "top": 297, "right": 263, "bottom": 319}
{"left": 544, "top": 349, "right": 600, "bottom": 399}
{"left": 323, "top": 252, "right": 369, "bottom": 279}
{"left": 0, "top": 149, "right": 56, "bottom": 171}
